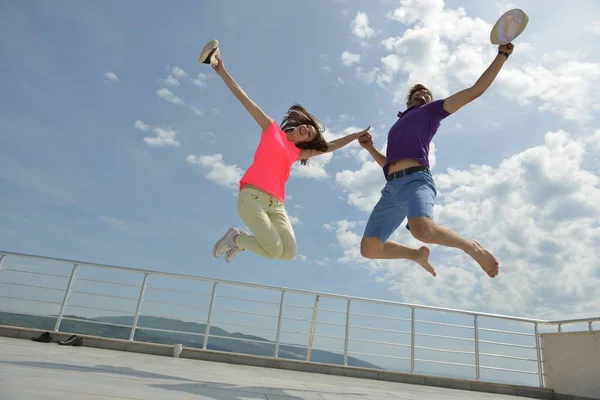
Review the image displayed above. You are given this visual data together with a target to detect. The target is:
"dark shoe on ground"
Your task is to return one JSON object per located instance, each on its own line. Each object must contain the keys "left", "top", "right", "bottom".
{"left": 31, "top": 331, "right": 52, "bottom": 343}
{"left": 57, "top": 335, "right": 82, "bottom": 346}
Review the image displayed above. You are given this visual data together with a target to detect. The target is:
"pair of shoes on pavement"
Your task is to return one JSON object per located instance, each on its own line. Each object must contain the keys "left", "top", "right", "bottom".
{"left": 213, "top": 227, "right": 247, "bottom": 263}
{"left": 31, "top": 332, "right": 83, "bottom": 346}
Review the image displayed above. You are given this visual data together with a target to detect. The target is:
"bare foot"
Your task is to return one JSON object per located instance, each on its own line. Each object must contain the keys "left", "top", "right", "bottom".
{"left": 466, "top": 240, "right": 499, "bottom": 278}
{"left": 415, "top": 246, "right": 436, "bottom": 277}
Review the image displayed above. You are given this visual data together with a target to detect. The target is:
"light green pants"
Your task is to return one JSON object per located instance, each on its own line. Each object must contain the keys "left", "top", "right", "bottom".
{"left": 236, "top": 187, "right": 297, "bottom": 260}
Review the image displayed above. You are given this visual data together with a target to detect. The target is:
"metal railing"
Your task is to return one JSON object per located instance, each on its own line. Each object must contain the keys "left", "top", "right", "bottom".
{"left": 0, "top": 250, "right": 598, "bottom": 389}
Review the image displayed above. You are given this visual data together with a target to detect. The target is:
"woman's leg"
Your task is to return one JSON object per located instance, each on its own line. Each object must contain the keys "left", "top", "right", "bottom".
{"left": 234, "top": 188, "right": 285, "bottom": 258}
{"left": 267, "top": 201, "right": 297, "bottom": 260}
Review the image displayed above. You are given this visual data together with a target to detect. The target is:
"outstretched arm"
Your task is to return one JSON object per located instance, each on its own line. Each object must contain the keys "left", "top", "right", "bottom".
{"left": 443, "top": 44, "right": 514, "bottom": 114}
{"left": 212, "top": 55, "right": 273, "bottom": 131}
{"left": 358, "top": 131, "right": 386, "bottom": 168}
{"left": 299, "top": 126, "right": 371, "bottom": 160}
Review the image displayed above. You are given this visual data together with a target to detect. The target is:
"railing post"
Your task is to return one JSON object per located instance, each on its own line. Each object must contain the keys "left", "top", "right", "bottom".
{"left": 306, "top": 295, "right": 320, "bottom": 361}
{"left": 474, "top": 315, "right": 480, "bottom": 381}
{"left": 129, "top": 273, "right": 149, "bottom": 341}
{"left": 54, "top": 263, "right": 78, "bottom": 332}
{"left": 558, "top": 324, "right": 562, "bottom": 332}
{"left": 203, "top": 282, "right": 218, "bottom": 349}
{"left": 274, "top": 289, "right": 286, "bottom": 357}
{"left": 589, "top": 321, "right": 593, "bottom": 331}
{"left": 0, "top": 253, "right": 6, "bottom": 270}
{"left": 535, "top": 323, "right": 544, "bottom": 388}
{"left": 410, "top": 307, "right": 415, "bottom": 373}
{"left": 343, "top": 299, "right": 351, "bottom": 366}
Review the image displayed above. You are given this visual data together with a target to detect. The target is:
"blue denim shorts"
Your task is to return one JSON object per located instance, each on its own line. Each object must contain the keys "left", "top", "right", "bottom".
{"left": 363, "top": 171, "right": 437, "bottom": 242}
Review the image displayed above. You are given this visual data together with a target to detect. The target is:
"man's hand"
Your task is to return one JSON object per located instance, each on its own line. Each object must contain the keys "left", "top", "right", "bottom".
{"left": 212, "top": 54, "right": 226, "bottom": 76}
{"left": 498, "top": 43, "right": 514, "bottom": 57}
{"left": 358, "top": 131, "right": 374, "bottom": 149}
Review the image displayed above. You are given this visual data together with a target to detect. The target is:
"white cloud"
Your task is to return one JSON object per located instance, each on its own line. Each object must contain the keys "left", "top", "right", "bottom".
{"left": 134, "top": 120, "right": 151, "bottom": 132}
{"left": 373, "top": 0, "right": 600, "bottom": 123}
{"left": 156, "top": 88, "right": 185, "bottom": 105}
{"left": 186, "top": 154, "right": 244, "bottom": 191}
{"left": 341, "top": 51, "right": 361, "bottom": 67}
{"left": 292, "top": 152, "right": 333, "bottom": 180}
{"left": 134, "top": 120, "right": 180, "bottom": 148}
{"left": 171, "top": 66, "right": 187, "bottom": 79}
{"left": 495, "top": 61, "right": 600, "bottom": 123}
{"left": 289, "top": 214, "right": 300, "bottom": 225}
{"left": 160, "top": 75, "right": 180, "bottom": 87}
{"left": 144, "top": 127, "right": 180, "bottom": 148}
{"left": 352, "top": 12, "right": 375, "bottom": 41}
{"left": 190, "top": 106, "right": 203, "bottom": 116}
{"left": 331, "top": 129, "right": 600, "bottom": 318}
{"left": 319, "top": 54, "right": 331, "bottom": 73}
{"left": 585, "top": 20, "right": 600, "bottom": 35}
{"left": 103, "top": 71, "right": 118, "bottom": 83}
{"left": 291, "top": 127, "right": 367, "bottom": 180}
{"left": 192, "top": 72, "right": 212, "bottom": 88}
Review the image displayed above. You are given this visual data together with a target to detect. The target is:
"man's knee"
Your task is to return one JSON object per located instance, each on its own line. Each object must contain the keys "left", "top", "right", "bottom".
{"left": 360, "top": 236, "right": 383, "bottom": 259}
{"left": 409, "top": 217, "right": 436, "bottom": 243}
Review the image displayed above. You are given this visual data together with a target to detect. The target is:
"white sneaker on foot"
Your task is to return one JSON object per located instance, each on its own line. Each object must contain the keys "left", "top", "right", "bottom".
{"left": 224, "top": 230, "right": 247, "bottom": 263}
{"left": 213, "top": 227, "right": 239, "bottom": 258}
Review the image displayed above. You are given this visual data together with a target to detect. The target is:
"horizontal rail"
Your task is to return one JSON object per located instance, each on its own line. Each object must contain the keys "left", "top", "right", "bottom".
{"left": 209, "top": 334, "right": 272, "bottom": 346}
{"left": 66, "top": 304, "right": 133, "bottom": 314}
{"left": 0, "top": 295, "right": 61, "bottom": 305}
{"left": 0, "top": 281, "right": 66, "bottom": 292}
{"left": 69, "top": 290, "right": 139, "bottom": 301}
{"left": 480, "top": 352, "right": 538, "bottom": 362}
{"left": 352, "top": 312, "right": 412, "bottom": 322}
{"left": 141, "top": 299, "right": 208, "bottom": 309}
{"left": 0, "top": 268, "right": 69, "bottom": 279}
{"left": 416, "top": 320, "right": 473, "bottom": 330}
{"left": 61, "top": 317, "right": 132, "bottom": 329}
{"left": 479, "top": 364, "right": 539, "bottom": 375}
{"left": 145, "top": 286, "right": 211, "bottom": 296}
{"left": 138, "top": 312, "right": 206, "bottom": 323}
{"left": 415, "top": 345, "right": 474, "bottom": 355}
{"left": 217, "top": 295, "right": 279, "bottom": 305}
{"left": 478, "top": 339, "right": 535, "bottom": 349}
{"left": 74, "top": 277, "right": 141, "bottom": 288}
{"left": 0, "top": 250, "right": 553, "bottom": 324}
{"left": 350, "top": 324, "right": 410, "bottom": 334}
{"left": 209, "top": 319, "right": 276, "bottom": 332}
{"left": 212, "top": 307, "right": 277, "bottom": 319}
{"left": 416, "top": 358, "right": 475, "bottom": 368}
{"left": 350, "top": 350, "right": 411, "bottom": 361}
{"left": 137, "top": 326, "right": 205, "bottom": 337}
{"left": 478, "top": 327, "right": 535, "bottom": 337}
{"left": 349, "top": 337, "right": 411, "bottom": 347}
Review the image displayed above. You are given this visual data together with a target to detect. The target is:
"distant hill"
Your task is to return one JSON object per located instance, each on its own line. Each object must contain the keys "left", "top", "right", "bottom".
{"left": 0, "top": 312, "right": 382, "bottom": 369}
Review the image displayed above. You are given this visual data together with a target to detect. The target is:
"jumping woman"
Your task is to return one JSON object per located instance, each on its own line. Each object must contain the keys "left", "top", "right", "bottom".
{"left": 199, "top": 40, "right": 370, "bottom": 263}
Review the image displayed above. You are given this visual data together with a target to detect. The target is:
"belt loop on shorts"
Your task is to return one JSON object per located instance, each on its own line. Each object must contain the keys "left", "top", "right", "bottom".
{"left": 386, "top": 166, "right": 430, "bottom": 182}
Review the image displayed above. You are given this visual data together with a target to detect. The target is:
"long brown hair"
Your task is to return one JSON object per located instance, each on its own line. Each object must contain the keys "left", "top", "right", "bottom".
{"left": 280, "top": 104, "right": 328, "bottom": 166}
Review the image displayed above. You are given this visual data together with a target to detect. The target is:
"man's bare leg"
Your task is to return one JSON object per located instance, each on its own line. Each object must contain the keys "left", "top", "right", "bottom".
{"left": 407, "top": 217, "right": 499, "bottom": 278}
{"left": 360, "top": 237, "right": 436, "bottom": 277}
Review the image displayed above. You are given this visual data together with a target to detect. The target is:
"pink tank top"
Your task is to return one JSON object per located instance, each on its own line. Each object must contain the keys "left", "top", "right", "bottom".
{"left": 239, "top": 121, "right": 301, "bottom": 202}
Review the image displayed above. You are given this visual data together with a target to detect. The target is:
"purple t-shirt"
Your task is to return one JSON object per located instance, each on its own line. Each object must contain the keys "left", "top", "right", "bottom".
{"left": 383, "top": 99, "right": 450, "bottom": 177}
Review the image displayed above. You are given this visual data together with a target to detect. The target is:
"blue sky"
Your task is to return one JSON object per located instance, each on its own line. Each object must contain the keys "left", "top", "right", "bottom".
{"left": 1, "top": 0, "right": 600, "bottom": 382}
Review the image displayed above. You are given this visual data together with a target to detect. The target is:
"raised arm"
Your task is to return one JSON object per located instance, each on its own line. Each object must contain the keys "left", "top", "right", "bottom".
{"left": 212, "top": 55, "right": 273, "bottom": 131}
{"left": 358, "top": 131, "right": 386, "bottom": 168}
{"left": 298, "top": 126, "right": 370, "bottom": 160}
{"left": 443, "top": 44, "right": 514, "bottom": 114}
